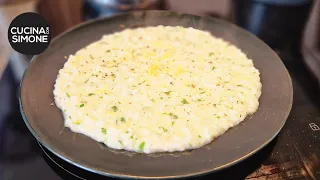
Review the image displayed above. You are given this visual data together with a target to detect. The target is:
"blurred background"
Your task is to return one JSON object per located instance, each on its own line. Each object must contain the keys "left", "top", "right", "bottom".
{"left": 0, "top": 0, "right": 320, "bottom": 180}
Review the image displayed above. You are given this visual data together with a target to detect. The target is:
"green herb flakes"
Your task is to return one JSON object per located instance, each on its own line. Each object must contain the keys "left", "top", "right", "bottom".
{"left": 169, "top": 112, "right": 178, "bottom": 119}
{"left": 111, "top": 106, "right": 118, "bottom": 112}
{"left": 119, "top": 140, "right": 123, "bottom": 145}
{"left": 138, "top": 80, "right": 146, "bottom": 85}
{"left": 88, "top": 93, "right": 94, "bottom": 96}
{"left": 79, "top": 104, "right": 84, "bottom": 108}
{"left": 66, "top": 93, "right": 70, "bottom": 97}
{"left": 138, "top": 142, "right": 145, "bottom": 152}
{"left": 120, "top": 117, "right": 126, "bottom": 122}
{"left": 101, "top": 128, "right": 107, "bottom": 134}
{"left": 182, "top": 98, "right": 189, "bottom": 104}
{"left": 159, "top": 126, "right": 168, "bottom": 132}
{"left": 164, "top": 91, "right": 172, "bottom": 95}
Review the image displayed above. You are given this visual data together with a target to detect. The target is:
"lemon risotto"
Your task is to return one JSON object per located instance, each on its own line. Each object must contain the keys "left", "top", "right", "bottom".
{"left": 53, "top": 26, "right": 262, "bottom": 153}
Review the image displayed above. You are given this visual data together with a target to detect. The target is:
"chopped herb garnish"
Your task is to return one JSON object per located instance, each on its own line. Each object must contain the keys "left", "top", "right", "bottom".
{"left": 182, "top": 98, "right": 189, "bottom": 104}
{"left": 159, "top": 126, "right": 168, "bottom": 132}
{"left": 197, "top": 99, "right": 203, "bottom": 102}
{"left": 101, "top": 128, "right": 107, "bottom": 134}
{"left": 69, "top": 116, "right": 72, "bottom": 119}
{"left": 138, "top": 142, "right": 145, "bottom": 152}
{"left": 126, "top": 131, "right": 129, "bottom": 134}
{"left": 89, "top": 55, "right": 93, "bottom": 59}
{"left": 111, "top": 106, "right": 118, "bottom": 112}
{"left": 146, "top": 84, "right": 151, "bottom": 86}
{"left": 151, "top": 99, "right": 155, "bottom": 102}
{"left": 209, "top": 52, "right": 214, "bottom": 56}
{"left": 84, "top": 79, "right": 89, "bottom": 83}
{"left": 237, "top": 85, "right": 242, "bottom": 87}
{"left": 88, "top": 93, "right": 94, "bottom": 96}
{"left": 119, "top": 140, "right": 123, "bottom": 145}
{"left": 200, "top": 92, "right": 206, "bottom": 94}
{"left": 66, "top": 93, "right": 70, "bottom": 97}
{"left": 130, "top": 135, "right": 134, "bottom": 139}
{"left": 171, "top": 121, "right": 175, "bottom": 125}
{"left": 106, "top": 49, "right": 111, "bottom": 53}
{"left": 198, "top": 135, "right": 202, "bottom": 138}
{"left": 120, "top": 117, "right": 126, "bottom": 122}
{"left": 138, "top": 80, "right": 146, "bottom": 85}
{"left": 160, "top": 97, "right": 163, "bottom": 99}
{"left": 80, "top": 104, "right": 84, "bottom": 108}
{"left": 217, "top": 116, "right": 220, "bottom": 119}
{"left": 212, "top": 67, "right": 216, "bottom": 70}
{"left": 111, "top": 73, "right": 116, "bottom": 78}
{"left": 164, "top": 91, "right": 172, "bottom": 95}
{"left": 169, "top": 112, "right": 178, "bottom": 119}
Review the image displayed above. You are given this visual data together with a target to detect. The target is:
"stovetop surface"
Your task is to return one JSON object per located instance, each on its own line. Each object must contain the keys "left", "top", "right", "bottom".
{"left": 0, "top": 50, "right": 319, "bottom": 179}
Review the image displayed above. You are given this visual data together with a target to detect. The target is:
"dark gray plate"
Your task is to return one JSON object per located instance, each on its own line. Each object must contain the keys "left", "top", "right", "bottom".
{"left": 19, "top": 11, "right": 293, "bottom": 179}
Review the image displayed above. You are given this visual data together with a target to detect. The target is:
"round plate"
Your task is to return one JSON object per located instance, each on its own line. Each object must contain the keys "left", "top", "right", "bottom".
{"left": 19, "top": 11, "right": 293, "bottom": 179}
